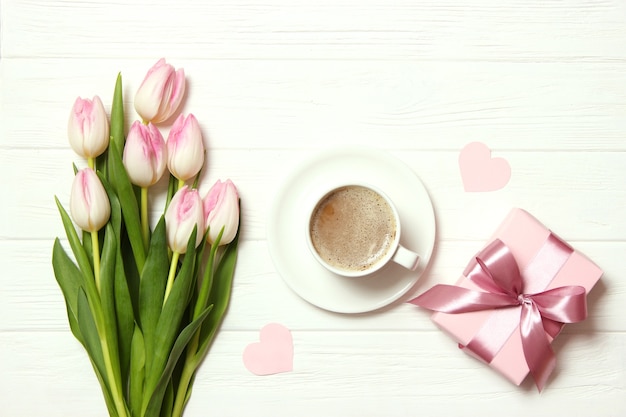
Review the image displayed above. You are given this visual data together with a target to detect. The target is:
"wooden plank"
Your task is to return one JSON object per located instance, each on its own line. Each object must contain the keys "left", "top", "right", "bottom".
{"left": 2, "top": 58, "right": 626, "bottom": 151}
{"left": 1, "top": 330, "right": 624, "bottom": 416}
{"left": 3, "top": 0, "right": 626, "bottom": 62}
{"left": 2, "top": 1, "right": 625, "bottom": 415}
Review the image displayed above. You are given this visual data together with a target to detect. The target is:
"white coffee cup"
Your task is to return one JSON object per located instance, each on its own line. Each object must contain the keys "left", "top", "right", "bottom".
{"left": 305, "top": 182, "right": 419, "bottom": 277}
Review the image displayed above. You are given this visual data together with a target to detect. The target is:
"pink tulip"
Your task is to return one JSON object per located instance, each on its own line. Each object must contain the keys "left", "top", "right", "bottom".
{"left": 134, "top": 58, "right": 185, "bottom": 124}
{"left": 203, "top": 179, "right": 240, "bottom": 245}
{"left": 123, "top": 121, "right": 167, "bottom": 187}
{"left": 70, "top": 168, "right": 111, "bottom": 233}
{"left": 67, "top": 96, "right": 110, "bottom": 159}
{"left": 166, "top": 114, "right": 204, "bottom": 182}
{"left": 165, "top": 186, "right": 205, "bottom": 253}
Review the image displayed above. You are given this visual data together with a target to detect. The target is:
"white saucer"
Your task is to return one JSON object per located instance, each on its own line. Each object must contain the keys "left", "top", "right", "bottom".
{"left": 266, "top": 146, "right": 436, "bottom": 314}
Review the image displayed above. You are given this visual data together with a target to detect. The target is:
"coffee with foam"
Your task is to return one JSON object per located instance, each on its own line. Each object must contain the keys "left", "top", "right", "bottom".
{"left": 309, "top": 185, "right": 397, "bottom": 272}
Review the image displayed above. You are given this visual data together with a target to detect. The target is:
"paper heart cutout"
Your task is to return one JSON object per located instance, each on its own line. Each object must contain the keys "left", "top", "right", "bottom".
{"left": 243, "top": 323, "right": 293, "bottom": 376}
{"left": 459, "top": 142, "right": 511, "bottom": 192}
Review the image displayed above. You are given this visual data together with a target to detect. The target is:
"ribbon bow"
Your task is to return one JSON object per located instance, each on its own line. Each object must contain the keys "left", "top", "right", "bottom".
{"left": 410, "top": 238, "right": 588, "bottom": 391}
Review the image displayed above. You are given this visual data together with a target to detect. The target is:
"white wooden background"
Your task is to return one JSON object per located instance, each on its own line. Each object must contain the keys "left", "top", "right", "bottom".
{"left": 1, "top": 0, "right": 625, "bottom": 415}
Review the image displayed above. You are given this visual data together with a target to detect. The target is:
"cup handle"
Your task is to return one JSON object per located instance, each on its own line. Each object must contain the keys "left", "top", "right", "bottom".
{"left": 392, "top": 245, "right": 420, "bottom": 271}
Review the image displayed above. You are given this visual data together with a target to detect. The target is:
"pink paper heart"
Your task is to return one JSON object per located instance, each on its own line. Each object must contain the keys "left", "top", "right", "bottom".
{"left": 459, "top": 142, "right": 511, "bottom": 192}
{"left": 243, "top": 323, "right": 293, "bottom": 376}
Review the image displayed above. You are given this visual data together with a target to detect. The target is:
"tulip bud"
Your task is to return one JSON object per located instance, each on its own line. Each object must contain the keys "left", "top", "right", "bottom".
{"left": 123, "top": 121, "right": 167, "bottom": 187}
{"left": 166, "top": 114, "right": 204, "bottom": 182}
{"left": 165, "top": 186, "right": 205, "bottom": 253}
{"left": 203, "top": 179, "right": 240, "bottom": 245}
{"left": 70, "top": 168, "right": 111, "bottom": 233}
{"left": 68, "top": 96, "right": 110, "bottom": 159}
{"left": 134, "top": 58, "right": 185, "bottom": 124}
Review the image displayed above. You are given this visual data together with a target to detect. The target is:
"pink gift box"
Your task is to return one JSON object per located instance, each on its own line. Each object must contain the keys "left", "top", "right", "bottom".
{"left": 430, "top": 208, "right": 602, "bottom": 387}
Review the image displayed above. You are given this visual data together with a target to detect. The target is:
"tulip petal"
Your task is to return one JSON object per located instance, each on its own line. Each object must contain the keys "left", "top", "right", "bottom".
{"left": 70, "top": 168, "right": 111, "bottom": 232}
{"left": 68, "top": 96, "right": 110, "bottom": 159}
{"left": 166, "top": 114, "right": 204, "bottom": 182}
{"left": 123, "top": 121, "right": 167, "bottom": 187}
{"left": 204, "top": 179, "right": 240, "bottom": 245}
{"left": 165, "top": 186, "right": 205, "bottom": 253}
{"left": 134, "top": 59, "right": 186, "bottom": 124}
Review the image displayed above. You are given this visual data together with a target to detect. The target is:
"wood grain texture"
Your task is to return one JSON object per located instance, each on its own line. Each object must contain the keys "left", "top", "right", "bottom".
{"left": 1, "top": 0, "right": 625, "bottom": 415}
{"left": 2, "top": 331, "right": 625, "bottom": 416}
{"left": 3, "top": 59, "right": 626, "bottom": 151}
{"left": 3, "top": 0, "right": 626, "bottom": 61}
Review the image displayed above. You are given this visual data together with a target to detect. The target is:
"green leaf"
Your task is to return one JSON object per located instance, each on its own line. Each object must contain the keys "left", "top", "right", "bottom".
{"left": 65, "top": 303, "right": 84, "bottom": 344}
{"left": 122, "top": 236, "right": 142, "bottom": 320}
{"left": 98, "top": 170, "right": 136, "bottom": 391}
{"left": 160, "top": 381, "right": 174, "bottom": 417}
{"left": 100, "top": 223, "right": 123, "bottom": 397}
{"left": 141, "top": 229, "right": 198, "bottom": 416}
{"left": 51, "top": 238, "right": 85, "bottom": 344}
{"left": 190, "top": 233, "right": 209, "bottom": 307}
{"left": 181, "top": 373, "right": 195, "bottom": 410}
{"left": 67, "top": 229, "right": 105, "bottom": 338}
{"left": 54, "top": 197, "right": 94, "bottom": 282}
{"left": 115, "top": 242, "right": 135, "bottom": 397}
{"left": 154, "top": 230, "right": 198, "bottom": 356}
{"left": 108, "top": 140, "right": 146, "bottom": 272}
{"left": 77, "top": 288, "right": 107, "bottom": 386}
{"left": 82, "top": 230, "right": 95, "bottom": 270}
{"left": 139, "top": 216, "right": 168, "bottom": 377}
{"left": 100, "top": 223, "right": 119, "bottom": 329}
{"left": 58, "top": 215, "right": 111, "bottom": 403}
{"left": 191, "top": 227, "right": 221, "bottom": 321}
{"left": 93, "top": 74, "right": 124, "bottom": 179}
{"left": 143, "top": 306, "right": 212, "bottom": 417}
{"left": 96, "top": 148, "right": 109, "bottom": 178}
{"left": 172, "top": 230, "right": 239, "bottom": 416}
{"left": 98, "top": 171, "right": 123, "bottom": 238}
{"left": 197, "top": 230, "right": 239, "bottom": 360}
{"left": 102, "top": 171, "right": 141, "bottom": 317}
{"left": 53, "top": 197, "right": 112, "bottom": 354}
{"left": 129, "top": 325, "right": 146, "bottom": 417}
{"left": 91, "top": 356, "right": 121, "bottom": 417}
{"left": 110, "top": 72, "right": 125, "bottom": 157}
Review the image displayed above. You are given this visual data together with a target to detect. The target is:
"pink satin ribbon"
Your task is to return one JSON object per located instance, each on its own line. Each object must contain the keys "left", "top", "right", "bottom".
{"left": 410, "top": 237, "right": 588, "bottom": 391}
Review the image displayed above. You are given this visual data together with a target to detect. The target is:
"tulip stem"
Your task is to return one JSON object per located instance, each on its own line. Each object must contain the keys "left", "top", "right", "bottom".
{"left": 87, "top": 157, "right": 95, "bottom": 170}
{"left": 100, "top": 334, "right": 129, "bottom": 417}
{"left": 171, "top": 230, "right": 223, "bottom": 417}
{"left": 140, "top": 187, "right": 149, "bottom": 251}
{"left": 177, "top": 178, "right": 185, "bottom": 191}
{"left": 91, "top": 230, "right": 101, "bottom": 293}
{"left": 163, "top": 251, "right": 180, "bottom": 306}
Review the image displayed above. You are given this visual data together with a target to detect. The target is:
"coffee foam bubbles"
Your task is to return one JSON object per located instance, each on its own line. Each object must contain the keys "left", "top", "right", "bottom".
{"left": 309, "top": 186, "right": 396, "bottom": 272}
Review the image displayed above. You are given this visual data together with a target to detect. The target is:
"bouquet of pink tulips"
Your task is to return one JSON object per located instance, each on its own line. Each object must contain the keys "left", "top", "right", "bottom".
{"left": 52, "top": 59, "right": 240, "bottom": 417}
